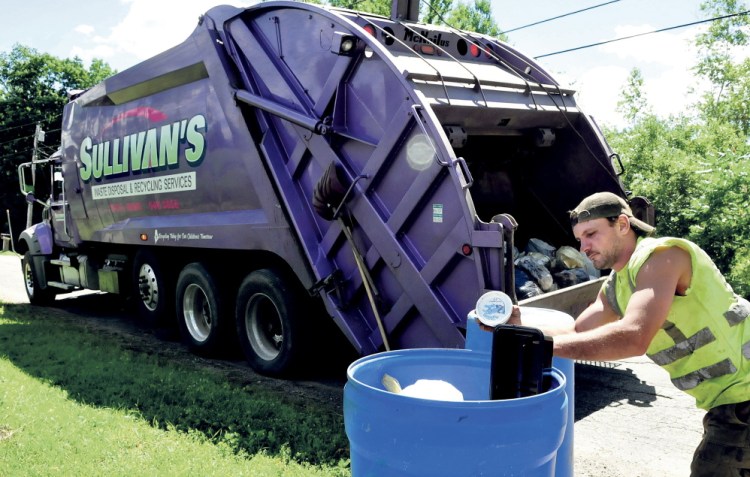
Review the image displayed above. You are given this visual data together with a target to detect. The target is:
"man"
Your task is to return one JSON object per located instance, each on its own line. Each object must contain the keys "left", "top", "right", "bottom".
{"left": 510, "top": 191, "right": 750, "bottom": 476}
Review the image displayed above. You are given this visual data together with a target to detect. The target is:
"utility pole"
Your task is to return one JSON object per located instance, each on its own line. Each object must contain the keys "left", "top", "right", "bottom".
{"left": 25, "top": 123, "right": 45, "bottom": 228}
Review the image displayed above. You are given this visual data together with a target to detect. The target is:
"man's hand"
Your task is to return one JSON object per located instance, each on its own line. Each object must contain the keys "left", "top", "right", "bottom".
{"left": 507, "top": 305, "right": 522, "bottom": 325}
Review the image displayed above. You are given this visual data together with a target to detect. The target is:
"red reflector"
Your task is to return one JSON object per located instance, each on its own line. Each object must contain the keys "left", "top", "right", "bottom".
{"left": 140, "top": 233, "right": 149, "bottom": 241}
{"left": 469, "top": 44, "right": 480, "bottom": 57}
{"left": 418, "top": 44, "right": 436, "bottom": 55}
{"left": 364, "top": 24, "right": 376, "bottom": 37}
{"left": 461, "top": 244, "right": 473, "bottom": 256}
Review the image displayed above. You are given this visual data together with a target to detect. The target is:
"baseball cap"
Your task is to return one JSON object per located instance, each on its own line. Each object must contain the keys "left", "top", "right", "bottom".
{"left": 570, "top": 192, "right": 654, "bottom": 235}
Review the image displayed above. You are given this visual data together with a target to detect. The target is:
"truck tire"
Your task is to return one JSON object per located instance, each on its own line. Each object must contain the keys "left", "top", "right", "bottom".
{"left": 22, "top": 252, "right": 56, "bottom": 305}
{"left": 132, "top": 249, "right": 173, "bottom": 328}
{"left": 176, "top": 262, "right": 231, "bottom": 356}
{"left": 235, "top": 269, "right": 309, "bottom": 377}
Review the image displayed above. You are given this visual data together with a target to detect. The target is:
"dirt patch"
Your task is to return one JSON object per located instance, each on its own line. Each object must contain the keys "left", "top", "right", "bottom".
{"left": 0, "top": 426, "right": 14, "bottom": 441}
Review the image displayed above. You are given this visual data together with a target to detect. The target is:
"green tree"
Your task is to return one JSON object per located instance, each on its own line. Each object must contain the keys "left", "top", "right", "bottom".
{"left": 327, "top": 0, "right": 391, "bottom": 16}
{"left": 325, "top": 0, "right": 503, "bottom": 37}
{"left": 607, "top": 0, "right": 750, "bottom": 297}
{"left": 422, "top": 0, "right": 453, "bottom": 25}
{"left": 694, "top": 0, "right": 750, "bottom": 135}
{"left": 445, "top": 0, "right": 500, "bottom": 37}
{"left": 616, "top": 68, "right": 651, "bottom": 125}
{"left": 0, "top": 45, "right": 114, "bottom": 242}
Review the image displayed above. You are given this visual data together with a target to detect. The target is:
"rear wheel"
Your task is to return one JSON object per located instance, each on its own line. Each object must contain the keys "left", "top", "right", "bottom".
{"left": 132, "top": 249, "right": 173, "bottom": 328}
{"left": 176, "top": 263, "right": 231, "bottom": 356}
{"left": 22, "top": 252, "right": 56, "bottom": 305}
{"left": 235, "top": 269, "right": 309, "bottom": 377}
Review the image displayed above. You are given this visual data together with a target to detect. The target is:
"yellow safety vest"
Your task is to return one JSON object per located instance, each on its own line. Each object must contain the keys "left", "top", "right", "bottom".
{"left": 603, "top": 237, "right": 750, "bottom": 410}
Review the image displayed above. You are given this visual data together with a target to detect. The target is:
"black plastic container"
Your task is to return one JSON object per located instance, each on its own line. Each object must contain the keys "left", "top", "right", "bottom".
{"left": 490, "top": 324, "right": 553, "bottom": 400}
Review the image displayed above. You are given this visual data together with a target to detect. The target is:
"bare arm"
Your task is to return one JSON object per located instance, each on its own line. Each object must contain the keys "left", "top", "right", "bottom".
{"left": 574, "top": 289, "right": 620, "bottom": 332}
{"left": 503, "top": 286, "right": 617, "bottom": 337}
{"left": 551, "top": 246, "right": 690, "bottom": 361}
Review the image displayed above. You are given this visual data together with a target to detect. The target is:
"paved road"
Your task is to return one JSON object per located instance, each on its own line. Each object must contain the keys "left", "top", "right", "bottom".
{"left": 0, "top": 252, "right": 704, "bottom": 476}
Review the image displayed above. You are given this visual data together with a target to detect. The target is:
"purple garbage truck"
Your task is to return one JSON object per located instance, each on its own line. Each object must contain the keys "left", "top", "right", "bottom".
{"left": 16, "top": 1, "right": 652, "bottom": 376}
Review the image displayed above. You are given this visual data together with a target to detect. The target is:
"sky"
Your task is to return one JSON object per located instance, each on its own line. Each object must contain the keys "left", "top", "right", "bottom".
{"left": 0, "top": 0, "right": 727, "bottom": 128}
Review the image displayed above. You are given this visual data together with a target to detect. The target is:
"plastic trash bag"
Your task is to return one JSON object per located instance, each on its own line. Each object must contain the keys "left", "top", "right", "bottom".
{"left": 525, "top": 238, "right": 556, "bottom": 259}
{"left": 400, "top": 379, "right": 464, "bottom": 401}
{"left": 553, "top": 268, "right": 588, "bottom": 288}
{"left": 572, "top": 268, "right": 591, "bottom": 283}
{"left": 515, "top": 255, "right": 554, "bottom": 291}
{"left": 515, "top": 266, "right": 545, "bottom": 300}
{"left": 555, "top": 246, "right": 586, "bottom": 269}
{"left": 527, "top": 252, "right": 552, "bottom": 268}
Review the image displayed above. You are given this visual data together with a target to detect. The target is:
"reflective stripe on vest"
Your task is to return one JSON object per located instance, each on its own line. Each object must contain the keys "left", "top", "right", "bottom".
{"left": 645, "top": 296, "right": 749, "bottom": 393}
{"left": 648, "top": 326, "right": 715, "bottom": 367}
{"left": 725, "top": 297, "right": 750, "bottom": 326}
{"left": 671, "top": 359, "right": 736, "bottom": 391}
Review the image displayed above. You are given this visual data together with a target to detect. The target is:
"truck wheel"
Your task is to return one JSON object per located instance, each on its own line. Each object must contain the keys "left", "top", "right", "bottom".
{"left": 22, "top": 252, "right": 56, "bottom": 305}
{"left": 176, "top": 263, "right": 231, "bottom": 356}
{"left": 235, "top": 269, "right": 309, "bottom": 377}
{"left": 132, "top": 249, "right": 173, "bottom": 328}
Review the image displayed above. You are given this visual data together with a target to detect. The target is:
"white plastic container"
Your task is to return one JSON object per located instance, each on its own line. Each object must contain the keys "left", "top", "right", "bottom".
{"left": 474, "top": 291, "right": 513, "bottom": 327}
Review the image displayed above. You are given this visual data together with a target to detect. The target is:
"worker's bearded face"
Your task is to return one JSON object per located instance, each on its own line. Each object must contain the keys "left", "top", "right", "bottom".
{"left": 573, "top": 217, "right": 626, "bottom": 270}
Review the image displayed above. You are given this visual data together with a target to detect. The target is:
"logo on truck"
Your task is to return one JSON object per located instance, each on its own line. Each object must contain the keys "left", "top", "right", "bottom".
{"left": 78, "top": 114, "right": 207, "bottom": 182}
{"left": 403, "top": 29, "right": 449, "bottom": 47}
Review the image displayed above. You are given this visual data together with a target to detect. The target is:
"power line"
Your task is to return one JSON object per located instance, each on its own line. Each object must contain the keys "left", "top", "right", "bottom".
{"left": 0, "top": 128, "right": 60, "bottom": 148}
{"left": 503, "top": 0, "right": 621, "bottom": 34}
{"left": 0, "top": 135, "right": 33, "bottom": 148}
{"left": 534, "top": 10, "right": 750, "bottom": 59}
{"left": 0, "top": 121, "right": 37, "bottom": 135}
{"left": 0, "top": 115, "right": 62, "bottom": 135}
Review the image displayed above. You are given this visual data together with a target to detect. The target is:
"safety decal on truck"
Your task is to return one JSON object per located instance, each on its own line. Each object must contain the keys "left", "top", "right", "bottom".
{"left": 154, "top": 229, "right": 213, "bottom": 243}
{"left": 433, "top": 203, "right": 444, "bottom": 223}
{"left": 78, "top": 114, "right": 207, "bottom": 182}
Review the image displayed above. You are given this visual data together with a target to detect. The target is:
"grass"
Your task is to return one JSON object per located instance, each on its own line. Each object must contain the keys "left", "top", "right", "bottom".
{"left": 0, "top": 301, "right": 351, "bottom": 476}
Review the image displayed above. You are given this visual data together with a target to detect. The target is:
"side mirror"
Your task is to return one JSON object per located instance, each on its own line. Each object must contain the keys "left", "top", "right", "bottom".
{"left": 18, "top": 163, "right": 35, "bottom": 195}
{"left": 20, "top": 179, "right": 34, "bottom": 195}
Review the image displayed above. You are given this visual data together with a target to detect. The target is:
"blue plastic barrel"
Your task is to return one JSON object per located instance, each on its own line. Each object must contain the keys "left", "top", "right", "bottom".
{"left": 344, "top": 348, "right": 567, "bottom": 477}
{"left": 465, "top": 307, "right": 576, "bottom": 477}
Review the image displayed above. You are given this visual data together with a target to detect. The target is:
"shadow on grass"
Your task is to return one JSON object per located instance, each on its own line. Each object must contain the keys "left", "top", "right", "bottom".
{"left": 0, "top": 300, "right": 351, "bottom": 467}
{"left": 574, "top": 361, "right": 657, "bottom": 421}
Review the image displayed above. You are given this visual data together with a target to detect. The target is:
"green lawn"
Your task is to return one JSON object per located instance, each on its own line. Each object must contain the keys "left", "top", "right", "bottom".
{"left": 0, "top": 301, "right": 350, "bottom": 476}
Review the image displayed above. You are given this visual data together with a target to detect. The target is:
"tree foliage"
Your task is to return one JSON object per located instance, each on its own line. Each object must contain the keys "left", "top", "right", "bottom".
{"left": 326, "top": 0, "right": 503, "bottom": 37}
{"left": 616, "top": 68, "right": 651, "bottom": 125}
{"left": 607, "top": 0, "right": 750, "bottom": 297}
{"left": 444, "top": 0, "right": 500, "bottom": 37}
{"left": 0, "top": 45, "right": 114, "bottom": 240}
{"left": 421, "top": 0, "right": 453, "bottom": 25}
{"left": 327, "top": 0, "right": 391, "bottom": 16}
{"left": 694, "top": 0, "right": 750, "bottom": 135}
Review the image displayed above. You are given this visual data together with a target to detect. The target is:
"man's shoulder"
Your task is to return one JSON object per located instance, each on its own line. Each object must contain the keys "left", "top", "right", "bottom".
{"left": 629, "top": 237, "right": 694, "bottom": 273}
